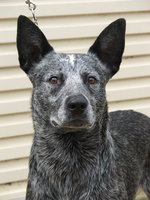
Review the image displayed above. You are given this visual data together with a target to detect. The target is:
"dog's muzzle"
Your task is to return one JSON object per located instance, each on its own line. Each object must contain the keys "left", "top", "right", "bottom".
{"left": 50, "top": 94, "right": 94, "bottom": 130}
{"left": 63, "top": 94, "right": 90, "bottom": 128}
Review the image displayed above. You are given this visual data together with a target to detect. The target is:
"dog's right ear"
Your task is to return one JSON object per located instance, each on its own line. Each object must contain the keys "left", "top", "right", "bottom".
{"left": 17, "top": 15, "right": 53, "bottom": 73}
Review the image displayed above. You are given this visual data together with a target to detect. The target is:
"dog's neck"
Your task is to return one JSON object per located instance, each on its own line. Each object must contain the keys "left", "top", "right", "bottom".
{"left": 32, "top": 104, "right": 115, "bottom": 173}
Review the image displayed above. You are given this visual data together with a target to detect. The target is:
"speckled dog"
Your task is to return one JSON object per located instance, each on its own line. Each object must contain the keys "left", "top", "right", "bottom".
{"left": 17, "top": 16, "right": 150, "bottom": 200}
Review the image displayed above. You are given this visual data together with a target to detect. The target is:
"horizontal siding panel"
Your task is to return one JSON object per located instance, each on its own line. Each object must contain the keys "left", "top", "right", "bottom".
{"left": 0, "top": 0, "right": 150, "bottom": 19}
{"left": 114, "top": 56, "right": 150, "bottom": 79}
{"left": 0, "top": 121, "right": 33, "bottom": 139}
{"left": 109, "top": 77, "right": 150, "bottom": 89}
{"left": 0, "top": 98, "right": 30, "bottom": 115}
{"left": 1, "top": 12, "right": 150, "bottom": 28}
{"left": 0, "top": 135, "right": 32, "bottom": 161}
{"left": 0, "top": 112, "right": 32, "bottom": 124}
{"left": 62, "top": 39, "right": 150, "bottom": 56}
{"left": 0, "top": 112, "right": 32, "bottom": 138}
{"left": 1, "top": 16, "right": 150, "bottom": 44}
{"left": 38, "top": 21, "right": 150, "bottom": 41}
{"left": 0, "top": 158, "right": 28, "bottom": 184}
{"left": 109, "top": 98, "right": 150, "bottom": 114}
{"left": 0, "top": 89, "right": 31, "bottom": 101}
{"left": 0, "top": 53, "right": 18, "bottom": 68}
{"left": 0, "top": 181, "right": 26, "bottom": 200}
{"left": 0, "top": 67, "right": 23, "bottom": 77}
{"left": 1, "top": 12, "right": 150, "bottom": 30}
{"left": 124, "top": 36, "right": 150, "bottom": 57}
{"left": 0, "top": 76, "right": 32, "bottom": 91}
{"left": 1, "top": 11, "right": 150, "bottom": 53}
{"left": 107, "top": 85, "right": 150, "bottom": 102}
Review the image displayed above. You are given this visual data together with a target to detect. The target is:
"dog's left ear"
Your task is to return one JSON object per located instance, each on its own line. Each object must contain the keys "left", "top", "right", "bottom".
{"left": 88, "top": 19, "right": 126, "bottom": 78}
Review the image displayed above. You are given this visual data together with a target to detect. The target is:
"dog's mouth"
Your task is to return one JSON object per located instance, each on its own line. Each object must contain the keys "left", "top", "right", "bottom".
{"left": 64, "top": 119, "right": 89, "bottom": 128}
{"left": 51, "top": 118, "right": 93, "bottom": 130}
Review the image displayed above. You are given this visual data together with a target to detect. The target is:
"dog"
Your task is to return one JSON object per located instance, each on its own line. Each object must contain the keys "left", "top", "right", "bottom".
{"left": 17, "top": 15, "right": 150, "bottom": 200}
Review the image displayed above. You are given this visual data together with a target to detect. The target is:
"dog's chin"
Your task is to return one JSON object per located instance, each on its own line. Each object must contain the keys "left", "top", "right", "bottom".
{"left": 50, "top": 118, "right": 94, "bottom": 131}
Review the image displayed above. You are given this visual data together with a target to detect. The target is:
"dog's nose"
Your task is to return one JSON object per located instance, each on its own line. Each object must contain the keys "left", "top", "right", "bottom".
{"left": 66, "top": 95, "right": 88, "bottom": 114}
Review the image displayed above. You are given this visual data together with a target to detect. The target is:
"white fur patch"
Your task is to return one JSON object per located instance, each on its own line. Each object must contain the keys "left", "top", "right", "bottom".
{"left": 69, "top": 55, "right": 75, "bottom": 66}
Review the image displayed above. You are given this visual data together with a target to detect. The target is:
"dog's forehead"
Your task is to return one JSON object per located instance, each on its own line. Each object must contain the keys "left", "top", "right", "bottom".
{"left": 54, "top": 53, "right": 99, "bottom": 72}
{"left": 37, "top": 52, "right": 102, "bottom": 75}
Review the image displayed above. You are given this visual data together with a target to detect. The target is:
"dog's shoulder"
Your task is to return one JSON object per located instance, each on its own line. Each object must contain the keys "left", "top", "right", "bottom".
{"left": 109, "top": 110, "right": 150, "bottom": 151}
{"left": 109, "top": 109, "right": 150, "bottom": 160}
{"left": 109, "top": 109, "right": 150, "bottom": 134}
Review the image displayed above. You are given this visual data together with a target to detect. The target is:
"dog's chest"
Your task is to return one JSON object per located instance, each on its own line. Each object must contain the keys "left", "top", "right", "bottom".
{"left": 48, "top": 167, "right": 95, "bottom": 200}
{"left": 45, "top": 165, "right": 126, "bottom": 200}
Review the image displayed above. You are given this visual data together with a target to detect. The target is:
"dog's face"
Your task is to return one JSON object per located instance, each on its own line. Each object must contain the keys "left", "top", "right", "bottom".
{"left": 26, "top": 52, "right": 107, "bottom": 130}
{"left": 17, "top": 16, "right": 126, "bottom": 131}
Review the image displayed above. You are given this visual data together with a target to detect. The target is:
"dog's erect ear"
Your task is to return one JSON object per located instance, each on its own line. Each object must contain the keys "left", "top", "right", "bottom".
{"left": 88, "top": 18, "right": 126, "bottom": 78}
{"left": 17, "top": 15, "right": 53, "bottom": 73}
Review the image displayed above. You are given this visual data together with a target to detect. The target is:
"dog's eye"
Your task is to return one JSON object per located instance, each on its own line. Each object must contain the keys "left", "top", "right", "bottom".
{"left": 49, "top": 77, "right": 58, "bottom": 84}
{"left": 88, "top": 77, "right": 96, "bottom": 84}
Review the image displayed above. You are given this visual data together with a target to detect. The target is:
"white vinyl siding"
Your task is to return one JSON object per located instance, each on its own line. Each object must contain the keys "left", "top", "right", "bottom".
{"left": 0, "top": 0, "right": 150, "bottom": 199}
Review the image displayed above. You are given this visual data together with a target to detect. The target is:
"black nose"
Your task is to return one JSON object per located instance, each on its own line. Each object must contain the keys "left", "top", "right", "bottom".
{"left": 66, "top": 95, "right": 88, "bottom": 114}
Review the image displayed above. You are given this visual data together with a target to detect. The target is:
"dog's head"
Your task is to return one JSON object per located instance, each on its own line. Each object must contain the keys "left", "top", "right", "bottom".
{"left": 17, "top": 16, "right": 126, "bottom": 131}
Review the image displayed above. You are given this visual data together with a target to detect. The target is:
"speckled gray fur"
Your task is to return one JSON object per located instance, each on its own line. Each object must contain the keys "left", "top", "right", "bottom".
{"left": 17, "top": 16, "right": 150, "bottom": 200}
